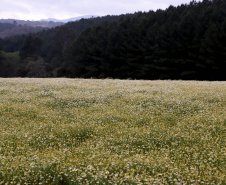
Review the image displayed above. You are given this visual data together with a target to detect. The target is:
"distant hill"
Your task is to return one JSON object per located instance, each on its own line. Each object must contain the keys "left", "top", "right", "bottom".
{"left": 0, "top": 19, "right": 64, "bottom": 28}
{"left": 40, "top": 15, "right": 99, "bottom": 23}
{"left": 0, "top": 16, "right": 98, "bottom": 38}
{"left": 0, "top": 23, "right": 45, "bottom": 38}
{"left": 0, "top": 19, "right": 64, "bottom": 38}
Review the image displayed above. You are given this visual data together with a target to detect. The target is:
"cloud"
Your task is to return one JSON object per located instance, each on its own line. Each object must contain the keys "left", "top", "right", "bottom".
{"left": 0, "top": 0, "right": 196, "bottom": 20}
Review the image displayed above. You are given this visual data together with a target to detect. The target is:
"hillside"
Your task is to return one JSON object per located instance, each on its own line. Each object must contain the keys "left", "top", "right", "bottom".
{"left": 64, "top": 0, "right": 226, "bottom": 80}
{"left": 0, "top": 24, "right": 46, "bottom": 38}
{"left": 0, "top": 19, "right": 64, "bottom": 28}
{"left": 0, "top": 15, "right": 126, "bottom": 77}
{"left": 0, "top": 16, "right": 98, "bottom": 38}
{"left": 0, "top": 19, "right": 64, "bottom": 38}
{"left": 40, "top": 15, "right": 99, "bottom": 23}
{"left": 0, "top": 0, "right": 226, "bottom": 80}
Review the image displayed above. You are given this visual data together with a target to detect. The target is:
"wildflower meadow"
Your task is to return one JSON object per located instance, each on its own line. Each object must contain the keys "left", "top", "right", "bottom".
{"left": 0, "top": 78, "right": 225, "bottom": 184}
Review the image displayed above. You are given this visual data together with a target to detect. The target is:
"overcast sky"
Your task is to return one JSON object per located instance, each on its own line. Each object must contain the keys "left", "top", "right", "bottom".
{"left": 0, "top": 0, "right": 199, "bottom": 21}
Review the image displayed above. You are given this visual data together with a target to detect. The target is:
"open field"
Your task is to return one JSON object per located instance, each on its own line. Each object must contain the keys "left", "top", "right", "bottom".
{"left": 0, "top": 78, "right": 225, "bottom": 184}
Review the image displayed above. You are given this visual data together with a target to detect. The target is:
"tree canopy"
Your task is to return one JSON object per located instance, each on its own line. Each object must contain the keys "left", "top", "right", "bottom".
{"left": 0, "top": 0, "right": 225, "bottom": 80}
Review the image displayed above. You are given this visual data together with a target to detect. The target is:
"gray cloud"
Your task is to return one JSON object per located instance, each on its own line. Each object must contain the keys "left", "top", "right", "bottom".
{"left": 0, "top": 0, "right": 199, "bottom": 20}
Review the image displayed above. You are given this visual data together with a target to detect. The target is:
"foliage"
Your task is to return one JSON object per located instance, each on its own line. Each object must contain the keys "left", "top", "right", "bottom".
{"left": 0, "top": 51, "right": 19, "bottom": 77}
{"left": 0, "top": 23, "right": 15, "bottom": 33}
{"left": 26, "top": 58, "right": 47, "bottom": 77}
{"left": 0, "top": 15, "right": 123, "bottom": 77}
{"left": 0, "top": 24, "right": 46, "bottom": 39}
{"left": 0, "top": 78, "right": 225, "bottom": 184}
{"left": 0, "top": 0, "right": 226, "bottom": 80}
{"left": 0, "top": 19, "right": 64, "bottom": 38}
{"left": 64, "top": 0, "right": 226, "bottom": 80}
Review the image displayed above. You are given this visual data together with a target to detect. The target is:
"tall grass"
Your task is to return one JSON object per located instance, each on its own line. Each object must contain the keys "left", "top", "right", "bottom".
{"left": 0, "top": 78, "right": 225, "bottom": 184}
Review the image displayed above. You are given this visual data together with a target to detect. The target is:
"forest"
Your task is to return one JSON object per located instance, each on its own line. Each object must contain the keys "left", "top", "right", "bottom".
{"left": 0, "top": 19, "right": 64, "bottom": 38}
{"left": 0, "top": 0, "right": 226, "bottom": 80}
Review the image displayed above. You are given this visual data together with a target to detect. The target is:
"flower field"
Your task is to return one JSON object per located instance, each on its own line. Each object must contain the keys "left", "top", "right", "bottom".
{"left": 0, "top": 78, "right": 225, "bottom": 184}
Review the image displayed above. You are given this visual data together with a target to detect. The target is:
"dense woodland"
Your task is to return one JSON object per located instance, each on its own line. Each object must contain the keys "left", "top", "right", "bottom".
{"left": 0, "top": 19, "right": 64, "bottom": 38}
{"left": 0, "top": 0, "right": 226, "bottom": 80}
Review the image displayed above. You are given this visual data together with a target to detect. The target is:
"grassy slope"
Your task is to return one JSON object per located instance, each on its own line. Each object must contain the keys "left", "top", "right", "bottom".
{"left": 0, "top": 78, "right": 225, "bottom": 184}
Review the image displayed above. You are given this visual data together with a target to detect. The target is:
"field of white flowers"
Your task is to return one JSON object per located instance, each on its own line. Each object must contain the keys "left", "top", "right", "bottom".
{"left": 0, "top": 78, "right": 225, "bottom": 184}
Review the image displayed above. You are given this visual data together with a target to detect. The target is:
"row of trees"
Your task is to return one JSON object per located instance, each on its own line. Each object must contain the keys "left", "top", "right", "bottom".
{"left": 0, "top": 0, "right": 226, "bottom": 80}
{"left": 0, "top": 19, "right": 64, "bottom": 38}
{"left": 0, "top": 24, "right": 46, "bottom": 38}
{"left": 0, "top": 15, "right": 125, "bottom": 77}
{"left": 64, "top": 0, "right": 226, "bottom": 80}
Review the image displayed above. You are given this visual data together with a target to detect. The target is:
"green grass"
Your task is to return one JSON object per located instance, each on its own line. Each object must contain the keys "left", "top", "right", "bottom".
{"left": 0, "top": 78, "right": 225, "bottom": 184}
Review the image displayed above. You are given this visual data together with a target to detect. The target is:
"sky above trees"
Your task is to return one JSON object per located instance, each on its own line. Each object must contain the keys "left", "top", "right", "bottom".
{"left": 0, "top": 0, "right": 201, "bottom": 20}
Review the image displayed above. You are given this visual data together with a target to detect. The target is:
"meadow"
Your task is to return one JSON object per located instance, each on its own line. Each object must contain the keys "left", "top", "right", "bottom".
{"left": 0, "top": 78, "right": 225, "bottom": 184}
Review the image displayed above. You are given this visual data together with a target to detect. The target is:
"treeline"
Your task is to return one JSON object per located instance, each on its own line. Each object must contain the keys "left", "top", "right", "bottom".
{"left": 0, "top": 19, "right": 64, "bottom": 27}
{"left": 0, "top": 24, "right": 47, "bottom": 38}
{"left": 0, "top": 22, "right": 15, "bottom": 32}
{"left": 0, "top": 19, "right": 64, "bottom": 38}
{"left": 0, "top": 0, "right": 226, "bottom": 80}
{"left": 0, "top": 15, "right": 125, "bottom": 77}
